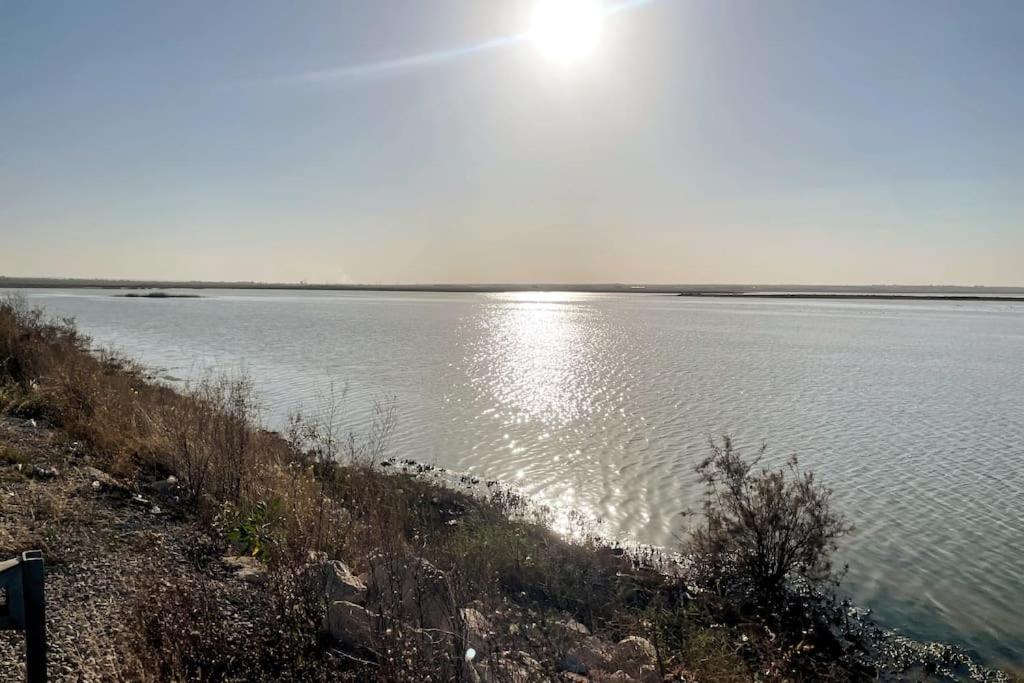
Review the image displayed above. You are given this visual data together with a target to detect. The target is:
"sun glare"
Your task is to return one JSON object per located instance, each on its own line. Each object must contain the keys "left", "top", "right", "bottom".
{"left": 529, "top": 0, "right": 605, "bottom": 63}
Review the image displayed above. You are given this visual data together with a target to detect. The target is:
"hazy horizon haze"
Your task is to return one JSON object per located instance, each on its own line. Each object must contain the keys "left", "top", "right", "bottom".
{"left": 2, "top": 0, "right": 1022, "bottom": 285}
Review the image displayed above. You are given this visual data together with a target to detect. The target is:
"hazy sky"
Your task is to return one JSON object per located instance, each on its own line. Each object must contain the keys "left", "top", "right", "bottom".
{"left": 2, "top": 0, "right": 1022, "bottom": 285}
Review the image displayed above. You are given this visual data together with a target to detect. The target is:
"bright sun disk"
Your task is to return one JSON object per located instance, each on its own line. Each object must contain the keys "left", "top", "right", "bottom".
{"left": 529, "top": 0, "right": 605, "bottom": 63}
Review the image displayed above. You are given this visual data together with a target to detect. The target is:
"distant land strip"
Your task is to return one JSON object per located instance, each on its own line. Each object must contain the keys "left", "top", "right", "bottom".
{"left": 1, "top": 277, "right": 1023, "bottom": 300}
{"left": 676, "top": 292, "right": 1024, "bottom": 302}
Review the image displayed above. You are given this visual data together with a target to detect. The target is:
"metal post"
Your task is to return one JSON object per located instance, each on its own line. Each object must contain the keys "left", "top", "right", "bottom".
{"left": 21, "top": 551, "right": 46, "bottom": 683}
{"left": 0, "top": 550, "right": 46, "bottom": 683}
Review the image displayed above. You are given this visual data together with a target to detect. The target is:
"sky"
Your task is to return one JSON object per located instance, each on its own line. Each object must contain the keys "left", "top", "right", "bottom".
{"left": 1, "top": 0, "right": 1022, "bottom": 285}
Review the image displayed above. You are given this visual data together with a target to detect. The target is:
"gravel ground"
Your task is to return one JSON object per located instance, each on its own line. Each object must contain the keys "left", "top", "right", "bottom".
{"left": 0, "top": 416, "right": 247, "bottom": 682}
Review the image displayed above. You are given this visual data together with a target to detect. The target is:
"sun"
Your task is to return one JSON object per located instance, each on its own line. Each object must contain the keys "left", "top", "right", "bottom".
{"left": 529, "top": 0, "right": 605, "bottom": 63}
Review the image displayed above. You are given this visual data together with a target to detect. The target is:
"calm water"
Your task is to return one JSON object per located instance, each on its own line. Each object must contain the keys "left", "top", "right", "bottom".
{"left": 10, "top": 288, "right": 1024, "bottom": 667}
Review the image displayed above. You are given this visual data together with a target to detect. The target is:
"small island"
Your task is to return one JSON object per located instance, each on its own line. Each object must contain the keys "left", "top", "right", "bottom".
{"left": 117, "top": 292, "right": 201, "bottom": 299}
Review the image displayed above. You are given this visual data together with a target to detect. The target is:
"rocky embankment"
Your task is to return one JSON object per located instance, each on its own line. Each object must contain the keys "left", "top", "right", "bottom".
{"left": 313, "top": 553, "right": 665, "bottom": 681}
{"left": 0, "top": 415, "right": 671, "bottom": 682}
{"left": 2, "top": 413, "right": 1015, "bottom": 683}
{"left": 1, "top": 419, "right": 1018, "bottom": 681}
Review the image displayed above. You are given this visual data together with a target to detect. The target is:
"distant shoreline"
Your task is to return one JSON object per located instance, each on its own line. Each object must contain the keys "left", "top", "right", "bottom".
{"left": 677, "top": 292, "right": 1024, "bottom": 302}
{"left": 2, "top": 277, "right": 1024, "bottom": 301}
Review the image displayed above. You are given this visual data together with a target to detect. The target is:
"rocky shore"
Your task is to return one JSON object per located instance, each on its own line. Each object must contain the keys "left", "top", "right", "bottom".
{"left": 0, "top": 415, "right": 672, "bottom": 681}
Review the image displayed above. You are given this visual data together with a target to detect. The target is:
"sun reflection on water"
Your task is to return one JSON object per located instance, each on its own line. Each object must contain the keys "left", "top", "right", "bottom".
{"left": 463, "top": 291, "right": 618, "bottom": 539}
{"left": 477, "top": 291, "right": 601, "bottom": 425}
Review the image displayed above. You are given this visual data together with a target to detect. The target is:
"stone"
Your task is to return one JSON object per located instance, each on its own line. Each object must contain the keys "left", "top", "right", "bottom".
{"left": 222, "top": 554, "right": 266, "bottom": 584}
{"left": 327, "top": 600, "right": 378, "bottom": 649}
{"left": 371, "top": 555, "right": 460, "bottom": 636}
{"left": 558, "top": 654, "right": 588, "bottom": 674}
{"left": 314, "top": 560, "right": 367, "bottom": 605}
{"left": 568, "top": 635, "right": 615, "bottom": 674}
{"left": 611, "top": 636, "right": 657, "bottom": 678}
{"left": 554, "top": 618, "right": 591, "bottom": 637}
{"left": 461, "top": 607, "right": 493, "bottom": 650}
{"left": 477, "top": 651, "right": 545, "bottom": 683}
{"left": 29, "top": 465, "right": 58, "bottom": 479}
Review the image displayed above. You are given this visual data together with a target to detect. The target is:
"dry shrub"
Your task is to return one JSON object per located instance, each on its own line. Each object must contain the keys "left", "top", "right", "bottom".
{"left": 678, "top": 437, "right": 864, "bottom": 680}
{"left": 164, "top": 374, "right": 264, "bottom": 504}
{"left": 680, "top": 627, "right": 753, "bottom": 681}
{"left": 131, "top": 577, "right": 242, "bottom": 680}
{"left": 125, "top": 569, "right": 349, "bottom": 682}
{"left": 685, "top": 436, "right": 852, "bottom": 610}
{"left": 0, "top": 295, "right": 294, "bottom": 509}
{"left": 1, "top": 295, "right": 171, "bottom": 472}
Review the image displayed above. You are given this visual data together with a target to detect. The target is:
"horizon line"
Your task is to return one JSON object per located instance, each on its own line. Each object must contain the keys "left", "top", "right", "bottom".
{"left": 2, "top": 276, "right": 1023, "bottom": 293}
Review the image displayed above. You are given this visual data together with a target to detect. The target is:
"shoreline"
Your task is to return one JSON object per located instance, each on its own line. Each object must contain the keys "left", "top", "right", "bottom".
{"left": 676, "top": 292, "right": 1024, "bottom": 302}
{"left": 2, "top": 277, "right": 1024, "bottom": 300}
{"left": 0, "top": 416, "right": 1009, "bottom": 681}
{"left": 0, "top": 297, "right": 1017, "bottom": 681}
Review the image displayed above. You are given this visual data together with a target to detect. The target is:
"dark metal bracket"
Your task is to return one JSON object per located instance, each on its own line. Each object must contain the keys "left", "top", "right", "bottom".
{"left": 0, "top": 550, "right": 46, "bottom": 683}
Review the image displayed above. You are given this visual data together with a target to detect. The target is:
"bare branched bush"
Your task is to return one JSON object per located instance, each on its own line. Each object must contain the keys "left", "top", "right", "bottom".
{"left": 277, "top": 386, "right": 398, "bottom": 562}
{"left": 126, "top": 571, "right": 345, "bottom": 681}
{"left": 685, "top": 436, "right": 852, "bottom": 610}
{"left": 287, "top": 383, "right": 396, "bottom": 469}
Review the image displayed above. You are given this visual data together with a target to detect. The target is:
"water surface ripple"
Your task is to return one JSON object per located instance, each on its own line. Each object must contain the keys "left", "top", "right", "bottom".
{"left": 10, "top": 288, "right": 1023, "bottom": 667}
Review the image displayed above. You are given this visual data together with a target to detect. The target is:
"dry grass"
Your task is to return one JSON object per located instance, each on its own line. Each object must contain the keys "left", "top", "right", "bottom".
{"left": 0, "top": 443, "right": 29, "bottom": 465}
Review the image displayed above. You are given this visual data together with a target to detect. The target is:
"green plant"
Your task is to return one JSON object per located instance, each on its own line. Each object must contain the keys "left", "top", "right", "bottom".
{"left": 227, "top": 499, "right": 282, "bottom": 562}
